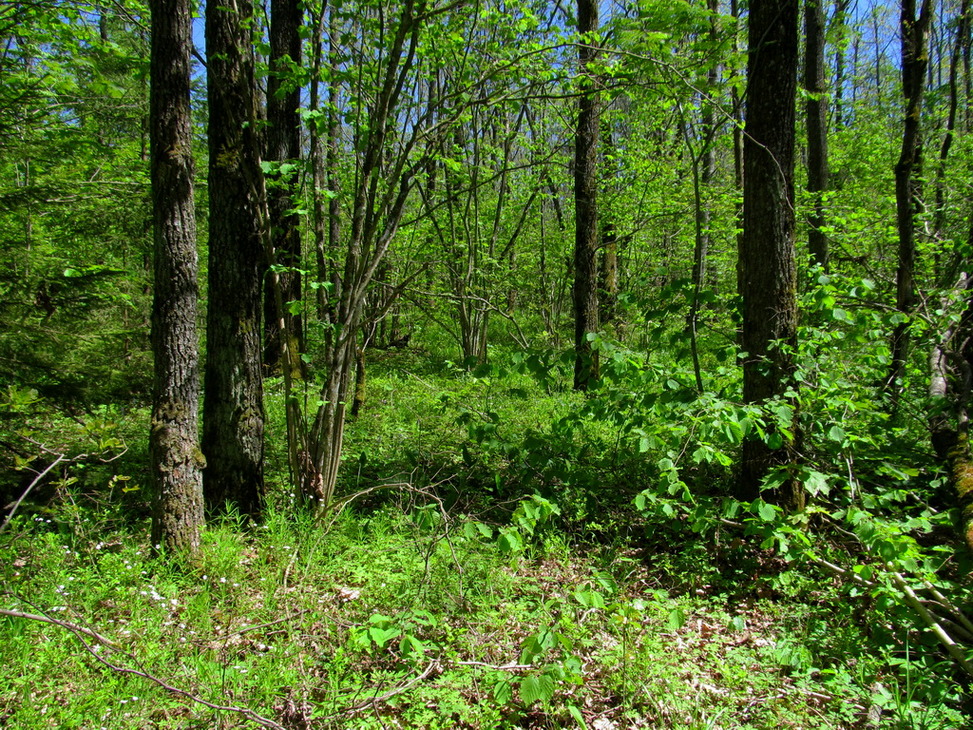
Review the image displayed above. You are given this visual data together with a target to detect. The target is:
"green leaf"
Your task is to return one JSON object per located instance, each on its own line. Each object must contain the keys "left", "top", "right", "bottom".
{"left": 367, "top": 626, "right": 400, "bottom": 648}
{"left": 463, "top": 521, "right": 493, "bottom": 540}
{"left": 804, "top": 470, "right": 830, "bottom": 496}
{"left": 827, "top": 425, "right": 846, "bottom": 442}
{"left": 492, "top": 674, "right": 514, "bottom": 704}
{"left": 567, "top": 703, "right": 588, "bottom": 728}
{"left": 497, "top": 529, "right": 522, "bottom": 555}
{"left": 667, "top": 607, "right": 686, "bottom": 630}
{"left": 399, "top": 634, "right": 425, "bottom": 659}
{"left": 519, "top": 673, "right": 555, "bottom": 705}
{"left": 756, "top": 500, "right": 777, "bottom": 522}
{"left": 574, "top": 588, "right": 605, "bottom": 609}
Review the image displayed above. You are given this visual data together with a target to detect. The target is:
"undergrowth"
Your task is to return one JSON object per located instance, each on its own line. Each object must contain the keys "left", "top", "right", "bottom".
{"left": 1, "top": 338, "right": 971, "bottom": 729}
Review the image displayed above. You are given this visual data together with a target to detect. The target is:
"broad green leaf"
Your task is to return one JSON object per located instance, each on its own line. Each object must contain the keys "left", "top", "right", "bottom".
{"left": 667, "top": 608, "right": 686, "bottom": 630}
{"left": 756, "top": 500, "right": 777, "bottom": 522}
{"left": 367, "top": 626, "right": 400, "bottom": 648}
{"left": 519, "top": 673, "right": 555, "bottom": 705}
{"left": 492, "top": 674, "right": 513, "bottom": 705}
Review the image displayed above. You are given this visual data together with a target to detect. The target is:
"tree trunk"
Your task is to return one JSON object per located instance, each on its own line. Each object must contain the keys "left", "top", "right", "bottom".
{"left": 730, "top": 0, "right": 745, "bottom": 304}
{"left": 928, "top": 274, "right": 973, "bottom": 553}
{"left": 934, "top": 0, "right": 968, "bottom": 264}
{"left": 738, "top": 0, "right": 803, "bottom": 511}
{"left": 264, "top": 0, "right": 305, "bottom": 378}
{"left": 599, "top": 117, "right": 620, "bottom": 325}
{"left": 148, "top": 0, "right": 204, "bottom": 557}
{"left": 300, "top": 0, "right": 423, "bottom": 511}
{"left": 203, "top": 0, "right": 266, "bottom": 518}
{"left": 888, "top": 0, "right": 933, "bottom": 413}
{"left": 805, "top": 0, "right": 830, "bottom": 271}
{"left": 687, "top": 0, "right": 720, "bottom": 393}
{"left": 834, "top": 0, "right": 851, "bottom": 128}
{"left": 574, "top": 0, "right": 600, "bottom": 391}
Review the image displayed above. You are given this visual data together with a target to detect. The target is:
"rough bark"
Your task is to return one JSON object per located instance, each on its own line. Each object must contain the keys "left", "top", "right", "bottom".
{"left": 203, "top": 0, "right": 266, "bottom": 518}
{"left": 929, "top": 274, "right": 973, "bottom": 553}
{"left": 805, "top": 0, "right": 830, "bottom": 271}
{"left": 264, "top": 0, "right": 305, "bottom": 378}
{"left": 573, "top": 0, "right": 600, "bottom": 391}
{"left": 149, "top": 0, "right": 204, "bottom": 557}
{"left": 738, "top": 0, "right": 803, "bottom": 510}
{"left": 888, "top": 0, "right": 933, "bottom": 413}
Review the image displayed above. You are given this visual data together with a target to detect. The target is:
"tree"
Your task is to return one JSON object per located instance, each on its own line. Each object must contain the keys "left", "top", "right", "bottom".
{"left": 573, "top": 0, "right": 600, "bottom": 391}
{"left": 738, "top": 0, "right": 802, "bottom": 510}
{"left": 805, "top": 0, "right": 829, "bottom": 271}
{"left": 887, "top": 0, "right": 933, "bottom": 413}
{"left": 148, "top": 0, "right": 204, "bottom": 557}
{"left": 833, "top": 0, "right": 852, "bottom": 128}
{"left": 264, "top": 0, "right": 305, "bottom": 377}
{"left": 291, "top": 0, "right": 456, "bottom": 509}
{"left": 203, "top": 0, "right": 266, "bottom": 518}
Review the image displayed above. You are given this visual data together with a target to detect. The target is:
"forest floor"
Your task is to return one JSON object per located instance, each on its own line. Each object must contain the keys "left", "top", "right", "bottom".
{"left": 0, "top": 506, "right": 921, "bottom": 729}
{"left": 0, "top": 349, "right": 968, "bottom": 728}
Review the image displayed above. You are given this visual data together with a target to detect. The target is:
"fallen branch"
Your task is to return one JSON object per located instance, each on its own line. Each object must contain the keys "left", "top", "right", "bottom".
{"left": 1, "top": 604, "right": 286, "bottom": 729}
{"left": 0, "top": 454, "right": 67, "bottom": 535}
{"left": 888, "top": 568, "right": 973, "bottom": 678}
{"left": 454, "top": 660, "right": 533, "bottom": 671}
{"left": 0, "top": 607, "right": 115, "bottom": 647}
{"left": 809, "top": 556, "right": 973, "bottom": 677}
{"left": 321, "top": 660, "right": 439, "bottom": 721}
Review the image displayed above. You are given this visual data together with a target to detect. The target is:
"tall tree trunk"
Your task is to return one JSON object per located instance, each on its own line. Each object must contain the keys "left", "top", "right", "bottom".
{"left": 738, "top": 0, "right": 803, "bottom": 511}
{"left": 203, "top": 0, "right": 266, "bottom": 518}
{"left": 574, "top": 0, "right": 600, "bottom": 391}
{"left": 805, "top": 0, "right": 830, "bottom": 271}
{"left": 149, "top": 0, "right": 204, "bottom": 557}
{"left": 599, "top": 116, "right": 620, "bottom": 325}
{"left": 731, "top": 0, "right": 745, "bottom": 304}
{"left": 888, "top": 0, "right": 934, "bottom": 413}
{"left": 834, "top": 0, "right": 851, "bottom": 128}
{"left": 687, "top": 0, "right": 720, "bottom": 393}
{"left": 964, "top": 0, "right": 972, "bottom": 132}
{"left": 934, "top": 0, "right": 968, "bottom": 266}
{"left": 264, "top": 0, "right": 304, "bottom": 378}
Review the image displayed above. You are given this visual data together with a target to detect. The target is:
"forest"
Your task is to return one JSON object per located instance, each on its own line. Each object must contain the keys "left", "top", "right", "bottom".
{"left": 2, "top": 0, "right": 973, "bottom": 726}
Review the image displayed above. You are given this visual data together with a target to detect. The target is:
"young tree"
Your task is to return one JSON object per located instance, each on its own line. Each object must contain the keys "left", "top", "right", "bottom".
{"left": 574, "top": 0, "right": 600, "bottom": 391}
{"left": 148, "top": 0, "right": 204, "bottom": 556}
{"left": 738, "top": 0, "right": 803, "bottom": 510}
{"left": 203, "top": 0, "right": 266, "bottom": 518}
